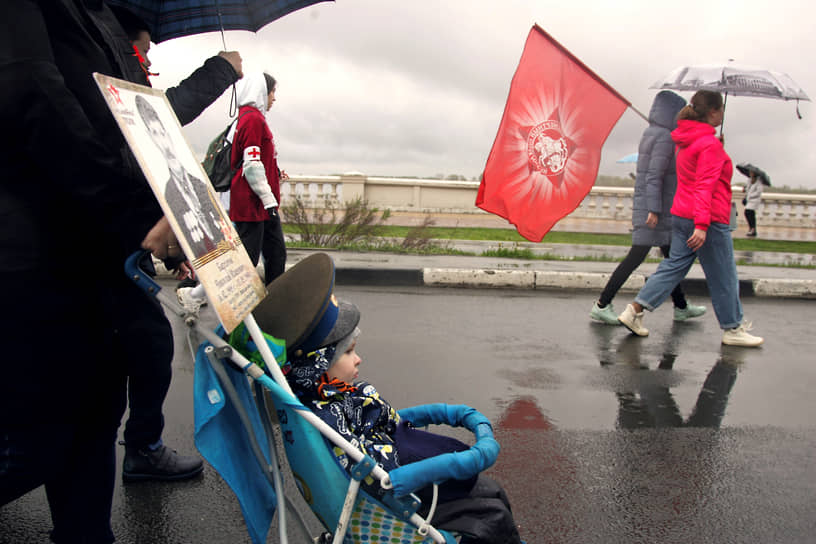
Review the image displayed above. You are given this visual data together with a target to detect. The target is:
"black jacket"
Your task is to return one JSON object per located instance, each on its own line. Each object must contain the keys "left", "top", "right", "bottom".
{"left": 0, "top": 0, "right": 237, "bottom": 425}
{"left": 0, "top": 0, "right": 239, "bottom": 275}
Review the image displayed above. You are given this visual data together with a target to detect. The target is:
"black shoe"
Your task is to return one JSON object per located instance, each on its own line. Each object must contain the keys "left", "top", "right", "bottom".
{"left": 123, "top": 444, "right": 204, "bottom": 482}
{"left": 176, "top": 277, "right": 198, "bottom": 290}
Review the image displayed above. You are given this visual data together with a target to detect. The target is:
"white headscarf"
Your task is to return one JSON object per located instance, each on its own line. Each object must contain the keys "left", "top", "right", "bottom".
{"left": 227, "top": 72, "right": 270, "bottom": 143}
{"left": 235, "top": 72, "right": 269, "bottom": 111}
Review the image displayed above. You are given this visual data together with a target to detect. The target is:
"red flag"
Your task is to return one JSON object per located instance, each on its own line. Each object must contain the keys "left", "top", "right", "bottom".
{"left": 477, "top": 25, "right": 629, "bottom": 242}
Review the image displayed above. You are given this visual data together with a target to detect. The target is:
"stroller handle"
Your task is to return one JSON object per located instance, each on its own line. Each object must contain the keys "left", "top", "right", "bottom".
{"left": 124, "top": 250, "right": 162, "bottom": 297}
{"left": 388, "top": 403, "right": 500, "bottom": 498}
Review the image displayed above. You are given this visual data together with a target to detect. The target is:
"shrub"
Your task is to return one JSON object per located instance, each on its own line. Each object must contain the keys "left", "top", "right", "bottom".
{"left": 281, "top": 196, "right": 389, "bottom": 246}
{"left": 281, "top": 196, "right": 447, "bottom": 253}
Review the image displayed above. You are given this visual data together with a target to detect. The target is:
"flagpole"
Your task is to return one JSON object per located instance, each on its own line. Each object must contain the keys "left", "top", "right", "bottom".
{"left": 629, "top": 105, "right": 649, "bottom": 123}
{"left": 532, "top": 24, "right": 648, "bottom": 123}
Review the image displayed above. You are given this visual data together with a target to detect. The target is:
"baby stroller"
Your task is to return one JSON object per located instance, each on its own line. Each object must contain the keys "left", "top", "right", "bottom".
{"left": 126, "top": 251, "right": 502, "bottom": 544}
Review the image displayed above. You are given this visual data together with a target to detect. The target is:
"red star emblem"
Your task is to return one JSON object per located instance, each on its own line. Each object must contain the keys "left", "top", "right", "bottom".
{"left": 107, "top": 84, "right": 123, "bottom": 105}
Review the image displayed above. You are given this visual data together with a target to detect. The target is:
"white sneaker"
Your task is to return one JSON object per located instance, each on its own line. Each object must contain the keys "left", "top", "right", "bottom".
{"left": 618, "top": 303, "right": 649, "bottom": 337}
{"left": 722, "top": 322, "right": 763, "bottom": 347}
{"left": 176, "top": 287, "right": 207, "bottom": 314}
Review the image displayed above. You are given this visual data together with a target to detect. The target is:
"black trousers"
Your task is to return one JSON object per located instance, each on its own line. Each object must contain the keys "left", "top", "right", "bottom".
{"left": 234, "top": 214, "right": 287, "bottom": 286}
{"left": 599, "top": 244, "right": 686, "bottom": 308}
{"left": 0, "top": 424, "right": 121, "bottom": 543}
{"left": 744, "top": 208, "right": 757, "bottom": 230}
{"left": 115, "top": 274, "right": 175, "bottom": 450}
{"left": 1, "top": 271, "right": 128, "bottom": 543}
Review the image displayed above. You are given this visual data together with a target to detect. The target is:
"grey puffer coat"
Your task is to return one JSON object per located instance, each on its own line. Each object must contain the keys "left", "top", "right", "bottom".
{"left": 631, "top": 90, "right": 687, "bottom": 246}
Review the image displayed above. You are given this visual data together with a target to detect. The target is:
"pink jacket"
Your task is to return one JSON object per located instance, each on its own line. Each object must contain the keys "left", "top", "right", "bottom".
{"left": 670, "top": 120, "right": 733, "bottom": 230}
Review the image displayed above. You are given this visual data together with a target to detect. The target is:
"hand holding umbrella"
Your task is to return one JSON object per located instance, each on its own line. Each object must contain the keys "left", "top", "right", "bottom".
{"left": 736, "top": 163, "right": 771, "bottom": 186}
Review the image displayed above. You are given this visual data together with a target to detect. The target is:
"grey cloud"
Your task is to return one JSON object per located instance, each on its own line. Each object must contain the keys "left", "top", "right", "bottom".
{"left": 148, "top": 0, "right": 815, "bottom": 189}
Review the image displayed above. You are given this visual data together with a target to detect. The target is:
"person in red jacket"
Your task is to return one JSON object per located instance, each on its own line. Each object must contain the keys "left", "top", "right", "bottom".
{"left": 617, "top": 90, "right": 763, "bottom": 347}
{"left": 229, "top": 71, "right": 288, "bottom": 285}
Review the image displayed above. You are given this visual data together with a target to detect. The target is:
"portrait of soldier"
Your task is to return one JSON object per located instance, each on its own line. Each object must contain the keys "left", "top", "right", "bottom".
{"left": 135, "top": 94, "right": 226, "bottom": 258}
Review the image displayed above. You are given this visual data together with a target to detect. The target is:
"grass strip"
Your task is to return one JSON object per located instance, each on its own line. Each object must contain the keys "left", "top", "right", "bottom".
{"left": 283, "top": 225, "right": 816, "bottom": 255}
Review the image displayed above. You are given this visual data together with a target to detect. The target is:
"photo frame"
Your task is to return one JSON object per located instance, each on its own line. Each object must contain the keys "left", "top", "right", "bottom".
{"left": 94, "top": 73, "right": 265, "bottom": 332}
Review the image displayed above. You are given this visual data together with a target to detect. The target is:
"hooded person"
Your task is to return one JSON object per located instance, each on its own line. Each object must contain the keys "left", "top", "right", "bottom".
{"left": 590, "top": 90, "right": 706, "bottom": 325}
{"left": 229, "top": 71, "right": 287, "bottom": 285}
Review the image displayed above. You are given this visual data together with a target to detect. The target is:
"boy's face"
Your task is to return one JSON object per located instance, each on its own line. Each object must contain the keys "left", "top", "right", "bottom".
{"left": 327, "top": 340, "right": 361, "bottom": 383}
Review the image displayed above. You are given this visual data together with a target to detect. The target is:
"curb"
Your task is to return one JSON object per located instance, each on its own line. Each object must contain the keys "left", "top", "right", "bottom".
{"left": 335, "top": 267, "right": 815, "bottom": 299}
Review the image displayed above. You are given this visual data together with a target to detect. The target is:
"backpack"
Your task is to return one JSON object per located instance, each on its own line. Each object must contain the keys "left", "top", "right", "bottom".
{"left": 202, "top": 112, "right": 248, "bottom": 192}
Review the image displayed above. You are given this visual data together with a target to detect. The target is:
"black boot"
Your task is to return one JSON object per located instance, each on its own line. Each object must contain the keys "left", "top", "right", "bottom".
{"left": 123, "top": 444, "right": 204, "bottom": 482}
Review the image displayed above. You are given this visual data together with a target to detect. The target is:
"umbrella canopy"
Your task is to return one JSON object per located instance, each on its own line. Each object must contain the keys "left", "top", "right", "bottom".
{"left": 651, "top": 63, "right": 810, "bottom": 102}
{"left": 736, "top": 163, "right": 771, "bottom": 186}
{"left": 107, "top": 0, "right": 333, "bottom": 43}
{"left": 616, "top": 152, "right": 638, "bottom": 164}
{"left": 650, "top": 63, "right": 810, "bottom": 134}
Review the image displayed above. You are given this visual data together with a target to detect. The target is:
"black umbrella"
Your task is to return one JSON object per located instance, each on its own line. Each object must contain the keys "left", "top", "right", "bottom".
{"left": 107, "top": 0, "right": 333, "bottom": 43}
{"left": 736, "top": 163, "right": 771, "bottom": 186}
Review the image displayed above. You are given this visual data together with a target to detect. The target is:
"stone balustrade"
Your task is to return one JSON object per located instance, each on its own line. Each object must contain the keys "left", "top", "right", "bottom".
{"left": 280, "top": 173, "right": 816, "bottom": 229}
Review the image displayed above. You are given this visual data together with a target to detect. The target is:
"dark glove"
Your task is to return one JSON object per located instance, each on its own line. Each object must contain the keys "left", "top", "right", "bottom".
{"left": 742, "top": 197, "right": 747, "bottom": 206}
{"left": 162, "top": 254, "right": 187, "bottom": 272}
{"left": 267, "top": 206, "right": 278, "bottom": 219}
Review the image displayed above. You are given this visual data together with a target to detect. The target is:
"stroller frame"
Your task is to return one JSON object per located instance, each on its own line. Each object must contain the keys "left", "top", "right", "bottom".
{"left": 126, "top": 252, "right": 498, "bottom": 543}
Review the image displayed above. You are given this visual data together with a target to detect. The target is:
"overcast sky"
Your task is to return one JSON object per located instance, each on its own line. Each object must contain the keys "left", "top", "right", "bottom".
{"left": 147, "top": 0, "right": 815, "bottom": 190}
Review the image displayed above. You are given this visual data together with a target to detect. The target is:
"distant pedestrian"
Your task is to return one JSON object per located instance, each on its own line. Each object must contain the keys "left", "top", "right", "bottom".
{"left": 590, "top": 91, "right": 706, "bottom": 325}
{"left": 229, "top": 72, "right": 288, "bottom": 285}
{"left": 743, "top": 172, "right": 764, "bottom": 237}
{"left": 617, "top": 90, "right": 764, "bottom": 347}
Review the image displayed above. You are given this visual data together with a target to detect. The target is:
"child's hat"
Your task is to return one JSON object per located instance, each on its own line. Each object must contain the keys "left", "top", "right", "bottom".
{"left": 253, "top": 253, "right": 360, "bottom": 356}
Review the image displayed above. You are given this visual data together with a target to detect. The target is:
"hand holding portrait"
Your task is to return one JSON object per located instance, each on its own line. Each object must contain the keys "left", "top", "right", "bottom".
{"left": 141, "top": 216, "right": 181, "bottom": 259}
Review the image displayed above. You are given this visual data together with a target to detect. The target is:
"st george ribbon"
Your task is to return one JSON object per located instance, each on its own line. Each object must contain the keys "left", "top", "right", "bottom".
{"left": 477, "top": 25, "right": 630, "bottom": 242}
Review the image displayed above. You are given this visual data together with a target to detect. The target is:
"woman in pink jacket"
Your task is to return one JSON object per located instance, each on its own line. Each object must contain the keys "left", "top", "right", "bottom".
{"left": 617, "top": 90, "right": 763, "bottom": 347}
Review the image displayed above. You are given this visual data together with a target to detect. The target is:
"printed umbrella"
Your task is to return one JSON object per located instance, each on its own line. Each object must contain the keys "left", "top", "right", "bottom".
{"left": 650, "top": 62, "right": 810, "bottom": 133}
{"left": 107, "top": 0, "right": 332, "bottom": 43}
{"left": 736, "top": 163, "right": 771, "bottom": 186}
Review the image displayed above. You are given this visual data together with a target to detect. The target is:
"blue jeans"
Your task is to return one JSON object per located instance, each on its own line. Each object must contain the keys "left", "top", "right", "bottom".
{"left": 635, "top": 216, "right": 743, "bottom": 330}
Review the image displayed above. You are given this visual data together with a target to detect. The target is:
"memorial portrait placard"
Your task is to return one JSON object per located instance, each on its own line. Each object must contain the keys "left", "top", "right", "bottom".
{"left": 94, "top": 73, "right": 265, "bottom": 332}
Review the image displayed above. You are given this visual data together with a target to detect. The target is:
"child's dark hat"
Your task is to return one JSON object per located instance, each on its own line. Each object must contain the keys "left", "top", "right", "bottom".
{"left": 252, "top": 253, "right": 360, "bottom": 356}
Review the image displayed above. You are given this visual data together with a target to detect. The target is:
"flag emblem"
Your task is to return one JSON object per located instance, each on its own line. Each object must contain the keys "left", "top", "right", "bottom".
{"left": 525, "top": 115, "right": 576, "bottom": 185}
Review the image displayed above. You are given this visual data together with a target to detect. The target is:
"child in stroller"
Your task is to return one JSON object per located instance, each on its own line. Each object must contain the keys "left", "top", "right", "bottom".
{"left": 251, "top": 253, "right": 523, "bottom": 544}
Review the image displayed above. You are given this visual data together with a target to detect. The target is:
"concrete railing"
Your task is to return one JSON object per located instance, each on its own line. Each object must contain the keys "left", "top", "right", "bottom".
{"left": 281, "top": 174, "right": 816, "bottom": 229}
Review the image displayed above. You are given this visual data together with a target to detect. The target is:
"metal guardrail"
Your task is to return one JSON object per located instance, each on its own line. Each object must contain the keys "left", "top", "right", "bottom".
{"left": 280, "top": 174, "right": 816, "bottom": 229}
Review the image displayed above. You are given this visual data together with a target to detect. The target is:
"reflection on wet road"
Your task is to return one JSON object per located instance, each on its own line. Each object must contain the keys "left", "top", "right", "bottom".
{"left": 348, "top": 286, "right": 816, "bottom": 544}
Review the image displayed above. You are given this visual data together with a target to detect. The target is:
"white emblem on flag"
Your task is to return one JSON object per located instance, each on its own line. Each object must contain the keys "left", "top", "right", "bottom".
{"left": 527, "top": 120, "right": 568, "bottom": 176}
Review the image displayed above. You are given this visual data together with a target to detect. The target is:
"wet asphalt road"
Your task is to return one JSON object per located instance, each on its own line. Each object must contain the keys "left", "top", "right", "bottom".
{"left": 2, "top": 285, "right": 815, "bottom": 543}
